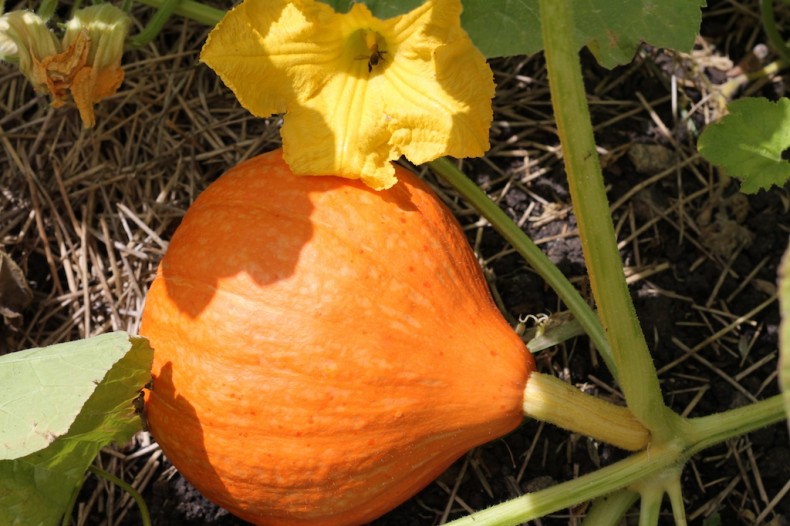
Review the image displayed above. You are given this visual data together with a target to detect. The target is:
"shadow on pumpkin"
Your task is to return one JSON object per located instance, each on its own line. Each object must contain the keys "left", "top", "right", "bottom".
{"left": 145, "top": 362, "right": 249, "bottom": 521}
{"left": 156, "top": 149, "right": 419, "bottom": 318}
{"left": 156, "top": 150, "right": 315, "bottom": 318}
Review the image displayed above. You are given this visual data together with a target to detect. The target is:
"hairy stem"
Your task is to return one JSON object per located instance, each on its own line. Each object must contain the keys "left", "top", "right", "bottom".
{"left": 684, "top": 395, "right": 786, "bottom": 455}
{"left": 760, "top": 0, "right": 790, "bottom": 63}
{"left": 581, "top": 491, "right": 639, "bottom": 526}
{"left": 539, "top": 0, "right": 669, "bottom": 434}
{"left": 443, "top": 441, "right": 684, "bottom": 526}
{"left": 523, "top": 372, "right": 649, "bottom": 451}
{"left": 445, "top": 396, "right": 785, "bottom": 525}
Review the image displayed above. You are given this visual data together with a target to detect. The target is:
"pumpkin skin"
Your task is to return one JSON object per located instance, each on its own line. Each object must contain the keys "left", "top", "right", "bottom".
{"left": 141, "top": 149, "right": 535, "bottom": 526}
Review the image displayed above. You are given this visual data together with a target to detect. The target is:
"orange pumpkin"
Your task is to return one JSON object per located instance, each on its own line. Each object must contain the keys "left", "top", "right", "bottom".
{"left": 141, "top": 149, "right": 535, "bottom": 526}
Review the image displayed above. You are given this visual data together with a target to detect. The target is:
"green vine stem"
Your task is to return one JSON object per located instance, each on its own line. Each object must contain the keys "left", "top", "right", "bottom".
{"left": 36, "top": 0, "right": 59, "bottom": 20}
{"left": 683, "top": 394, "right": 786, "bottom": 454}
{"left": 133, "top": 0, "right": 223, "bottom": 26}
{"left": 581, "top": 491, "right": 639, "bottom": 526}
{"left": 523, "top": 372, "right": 649, "bottom": 451}
{"left": 444, "top": 439, "right": 685, "bottom": 526}
{"left": 538, "top": 0, "right": 671, "bottom": 435}
{"left": 87, "top": 465, "right": 152, "bottom": 526}
{"left": 665, "top": 471, "right": 687, "bottom": 525}
{"left": 444, "top": 395, "right": 785, "bottom": 526}
{"left": 429, "top": 158, "right": 619, "bottom": 381}
{"left": 61, "top": 477, "right": 87, "bottom": 526}
{"left": 129, "top": 0, "right": 184, "bottom": 47}
{"left": 636, "top": 484, "right": 663, "bottom": 526}
{"left": 760, "top": 0, "right": 790, "bottom": 64}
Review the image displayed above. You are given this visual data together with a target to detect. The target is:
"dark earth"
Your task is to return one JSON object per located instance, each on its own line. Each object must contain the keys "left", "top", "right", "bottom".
{"left": 2, "top": 0, "right": 789, "bottom": 525}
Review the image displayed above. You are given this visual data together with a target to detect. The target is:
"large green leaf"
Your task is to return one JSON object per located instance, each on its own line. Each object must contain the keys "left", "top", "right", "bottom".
{"left": 318, "top": 0, "right": 704, "bottom": 65}
{"left": 572, "top": 0, "right": 706, "bottom": 68}
{"left": 464, "top": 0, "right": 705, "bottom": 65}
{"left": 0, "top": 332, "right": 153, "bottom": 526}
{"left": 461, "top": 0, "right": 539, "bottom": 59}
{"left": 698, "top": 97, "right": 790, "bottom": 194}
{"left": 319, "top": 0, "right": 423, "bottom": 15}
{"left": 356, "top": 0, "right": 424, "bottom": 17}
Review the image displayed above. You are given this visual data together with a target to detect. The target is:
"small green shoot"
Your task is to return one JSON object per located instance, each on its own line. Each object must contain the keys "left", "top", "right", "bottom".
{"left": 780, "top": 242, "right": 790, "bottom": 433}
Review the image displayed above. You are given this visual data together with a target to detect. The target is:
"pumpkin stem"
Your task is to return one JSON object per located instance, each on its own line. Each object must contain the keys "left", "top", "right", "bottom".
{"left": 522, "top": 372, "right": 650, "bottom": 451}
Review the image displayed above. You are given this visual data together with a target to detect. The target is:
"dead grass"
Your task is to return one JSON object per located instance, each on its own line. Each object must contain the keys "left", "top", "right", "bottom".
{"left": 1, "top": 0, "right": 788, "bottom": 524}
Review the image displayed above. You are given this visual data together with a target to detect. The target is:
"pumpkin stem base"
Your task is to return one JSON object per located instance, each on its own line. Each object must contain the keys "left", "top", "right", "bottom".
{"left": 523, "top": 372, "right": 650, "bottom": 451}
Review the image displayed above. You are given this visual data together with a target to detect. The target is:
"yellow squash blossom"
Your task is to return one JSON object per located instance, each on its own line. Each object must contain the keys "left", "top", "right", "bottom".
{"left": 200, "top": 0, "right": 494, "bottom": 190}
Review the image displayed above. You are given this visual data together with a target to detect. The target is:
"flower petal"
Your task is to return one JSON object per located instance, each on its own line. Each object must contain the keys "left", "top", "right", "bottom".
{"left": 71, "top": 65, "right": 124, "bottom": 128}
{"left": 200, "top": 0, "right": 343, "bottom": 118}
{"left": 380, "top": 0, "right": 494, "bottom": 164}
{"left": 34, "top": 30, "right": 89, "bottom": 106}
{"left": 281, "top": 82, "right": 398, "bottom": 190}
{"left": 0, "top": 10, "right": 60, "bottom": 91}
{"left": 201, "top": 0, "right": 494, "bottom": 189}
{"left": 64, "top": 4, "right": 130, "bottom": 70}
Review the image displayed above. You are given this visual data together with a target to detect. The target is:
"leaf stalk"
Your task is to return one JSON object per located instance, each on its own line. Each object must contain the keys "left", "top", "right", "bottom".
{"left": 132, "top": 0, "right": 223, "bottom": 26}
{"left": 538, "top": 0, "right": 669, "bottom": 434}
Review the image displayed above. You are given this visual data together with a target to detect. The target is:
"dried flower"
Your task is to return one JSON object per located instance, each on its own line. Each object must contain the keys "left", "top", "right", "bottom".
{"left": 0, "top": 5, "right": 129, "bottom": 128}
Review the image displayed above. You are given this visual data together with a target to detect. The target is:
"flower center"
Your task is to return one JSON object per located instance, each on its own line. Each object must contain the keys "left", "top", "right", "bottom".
{"left": 353, "top": 29, "right": 387, "bottom": 75}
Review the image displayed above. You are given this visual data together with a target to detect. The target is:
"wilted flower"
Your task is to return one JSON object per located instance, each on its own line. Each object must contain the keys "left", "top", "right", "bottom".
{"left": 0, "top": 10, "right": 60, "bottom": 92}
{"left": 60, "top": 4, "right": 129, "bottom": 127}
{"left": 0, "top": 4, "right": 129, "bottom": 128}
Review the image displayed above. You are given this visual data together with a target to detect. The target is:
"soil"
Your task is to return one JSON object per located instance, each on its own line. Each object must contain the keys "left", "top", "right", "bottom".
{"left": 1, "top": 1, "right": 789, "bottom": 525}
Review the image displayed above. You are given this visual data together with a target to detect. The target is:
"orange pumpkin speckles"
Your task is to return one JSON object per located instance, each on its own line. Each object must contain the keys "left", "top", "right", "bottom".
{"left": 141, "top": 149, "right": 534, "bottom": 526}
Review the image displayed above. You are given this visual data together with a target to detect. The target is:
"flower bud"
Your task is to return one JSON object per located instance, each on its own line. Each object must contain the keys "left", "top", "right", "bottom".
{"left": 62, "top": 4, "right": 130, "bottom": 127}
{"left": 0, "top": 5, "right": 129, "bottom": 128}
{"left": 0, "top": 10, "right": 60, "bottom": 92}
{"left": 63, "top": 4, "right": 129, "bottom": 72}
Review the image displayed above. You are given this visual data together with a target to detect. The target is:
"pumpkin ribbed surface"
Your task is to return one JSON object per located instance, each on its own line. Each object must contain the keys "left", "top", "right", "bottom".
{"left": 141, "top": 149, "right": 534, "bottom": 526}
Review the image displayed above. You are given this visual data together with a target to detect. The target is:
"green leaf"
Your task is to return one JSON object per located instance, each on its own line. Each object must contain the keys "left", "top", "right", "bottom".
{"left": 780, "top": 241, "right": 790, "bottom": 435}
{"left": 572, "top": 0, "right": 705, "bottom": 68}
{"left": 461, "top": 0, "right": 540, "bottom": 58}
{"left": 317, "top": 0, "right": 703, "bottom": 64}
{"left": 462, "top": 0, "right": 704, "bottom": 64}
{"left": 0, "top": 332, "right": 153, "bottom": 526}
{"left": 698, "top": 97, "right": 790, "bottom": 194}
{"left": 360, "top": 0, "right": 425, "bottom": 17}
{"left": 318, "top": 0, "right": 424, "bottom": 16}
